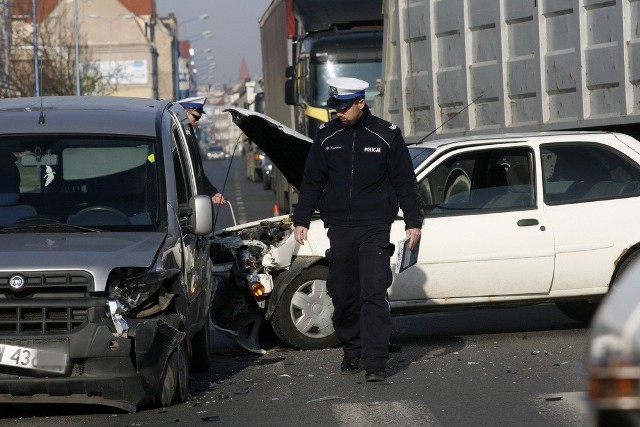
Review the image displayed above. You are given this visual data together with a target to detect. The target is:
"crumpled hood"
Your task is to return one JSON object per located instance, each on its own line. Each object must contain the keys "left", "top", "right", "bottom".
{"left": 224, "top": 107, "right": 312, "bottom": 191}
{"left": 0, "top": 232, "right": 166, "bottom": 291}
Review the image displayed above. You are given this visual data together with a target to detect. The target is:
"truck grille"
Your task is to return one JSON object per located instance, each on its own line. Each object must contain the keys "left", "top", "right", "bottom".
{"left": 0, "top": 271, "right": 100, "bottom": 335}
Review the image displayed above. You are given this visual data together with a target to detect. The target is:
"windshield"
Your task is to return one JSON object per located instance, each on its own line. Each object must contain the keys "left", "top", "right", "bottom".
{"left": 0, "top": 136, "right": 160, "bottom": 230}
{"left": 408, "top": 147, "right": 435, "bottom": 170}
{"left": 314, "top": 60, "right": 381, "bottom": 106}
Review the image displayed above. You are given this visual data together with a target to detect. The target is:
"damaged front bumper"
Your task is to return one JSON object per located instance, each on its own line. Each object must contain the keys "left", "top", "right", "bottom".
{"left": 0, "top": 301, "right": 185, "bottom": 413}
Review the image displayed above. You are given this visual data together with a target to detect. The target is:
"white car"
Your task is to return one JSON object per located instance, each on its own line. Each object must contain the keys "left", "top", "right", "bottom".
{"left": 587, "top": 256, "right": 640, "bottom": 426}
{"left": 213, "top": 107, "right": 640, "bottom": 352}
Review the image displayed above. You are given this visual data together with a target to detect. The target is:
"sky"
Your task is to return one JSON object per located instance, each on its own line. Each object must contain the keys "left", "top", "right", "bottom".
{"left": 155, "top": 0, "right": 273, "bottom": 86}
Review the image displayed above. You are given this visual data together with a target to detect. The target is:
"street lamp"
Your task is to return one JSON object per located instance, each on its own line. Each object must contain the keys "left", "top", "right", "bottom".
{"left": 88, "top": 13, "right": 134, "bottom": 80}
{"left": 178, "top": 13, "right": 209, "bottom": 32}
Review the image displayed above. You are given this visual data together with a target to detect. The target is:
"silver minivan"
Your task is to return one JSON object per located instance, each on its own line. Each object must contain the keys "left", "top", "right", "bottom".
{"left": 0, "top": 96, "right": 214, "bottom": 412}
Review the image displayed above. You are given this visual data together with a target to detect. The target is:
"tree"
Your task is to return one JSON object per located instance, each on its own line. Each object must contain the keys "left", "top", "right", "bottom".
{"left": 8, "top": 5, "right": 115, "bottom": 97}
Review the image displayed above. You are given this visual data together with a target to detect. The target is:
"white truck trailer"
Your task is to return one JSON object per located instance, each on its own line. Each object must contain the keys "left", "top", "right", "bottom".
{"left": 376, "top": 0, "right": 640, "bottom": 143}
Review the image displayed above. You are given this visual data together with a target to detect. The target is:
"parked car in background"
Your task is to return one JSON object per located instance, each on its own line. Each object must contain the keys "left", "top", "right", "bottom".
{"left": 588, "top": 256, "right": 640, "bottom": 426}
{"left": 216, "top": 107, "right": 640, "bottom": 352}
{"left": 0, "top": 97, "right": 214, "bottom": 412}
{"left": 206, "top": 144, "right": 226, "bottom": 160}
{"left": 262, "top": 155, "right": 273, "bottom": 190}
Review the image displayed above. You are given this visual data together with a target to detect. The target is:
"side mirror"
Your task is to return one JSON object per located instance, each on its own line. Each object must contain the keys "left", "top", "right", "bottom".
{"left": 189, "top": 195, "right": 213, "bottom": 235}
{"left": 285, "top": 79, "right": 297, "bottom": 106}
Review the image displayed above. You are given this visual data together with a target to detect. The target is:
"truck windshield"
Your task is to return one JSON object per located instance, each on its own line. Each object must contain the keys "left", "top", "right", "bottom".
{"left": 314, "top": 61, "right": 381, "bottom": 106}
{"left": 0, "top": 136, "right": 160, "bottom": 230}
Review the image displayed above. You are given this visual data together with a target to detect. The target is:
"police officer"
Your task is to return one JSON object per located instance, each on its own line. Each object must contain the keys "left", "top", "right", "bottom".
{"left": 293, "top": 77, "right": 423, "bottom": 382}
{"left": 178, "top": 96, "right": 226, "bottom": 205}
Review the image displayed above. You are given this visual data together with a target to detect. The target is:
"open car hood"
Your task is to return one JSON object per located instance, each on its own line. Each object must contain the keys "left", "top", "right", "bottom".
{"left": 224, "top": 107, "right": 312, "bottom": 191}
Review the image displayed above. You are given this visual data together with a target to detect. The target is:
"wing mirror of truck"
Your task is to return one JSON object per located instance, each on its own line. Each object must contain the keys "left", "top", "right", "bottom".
{"left": 285, "top": 66, "right": 298, "bottom": 106}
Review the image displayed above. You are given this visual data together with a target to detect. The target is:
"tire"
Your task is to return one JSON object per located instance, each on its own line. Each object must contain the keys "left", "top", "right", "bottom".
{"left": 557, "top": 251, "right": 640, "bottom": 324}
{"left": 556, "top": 301, "right": 599, "bottom": 324}
{"left": 190, "top": 319, "right": 211, "bottom": 373}
{"left": 157, "top": 314, "right": 189, "bottom": 407}
{"left": 271, "top": 265, "right": 339, "bottom": 350}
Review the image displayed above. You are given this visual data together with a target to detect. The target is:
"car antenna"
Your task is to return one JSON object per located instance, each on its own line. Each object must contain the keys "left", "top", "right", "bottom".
{"left": 38, "top": 94, "right": 45, "bottom": 124}
{"left": 410, "top": 92, "right": 484, "bottom": 161}
{"left": 212, "top": 133, "right": 242, "bottom": 231}
{"left": 37, "top": 58, "right": 45, "bottom": 125}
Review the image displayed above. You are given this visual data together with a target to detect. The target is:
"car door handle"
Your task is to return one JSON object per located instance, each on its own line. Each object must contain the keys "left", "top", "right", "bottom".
{"left": 517, "top": 218, "right": 539, "bottom": 227}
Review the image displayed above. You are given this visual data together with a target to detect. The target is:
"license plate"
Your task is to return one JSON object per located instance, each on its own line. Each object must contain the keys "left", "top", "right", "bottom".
{"left": 0, "top": 340, "right": 68, "bottom": 374}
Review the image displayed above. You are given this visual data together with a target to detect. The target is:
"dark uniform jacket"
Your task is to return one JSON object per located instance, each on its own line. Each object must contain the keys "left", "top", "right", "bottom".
{"left": 293, "top": 105, "right": 424, "bottom": 230}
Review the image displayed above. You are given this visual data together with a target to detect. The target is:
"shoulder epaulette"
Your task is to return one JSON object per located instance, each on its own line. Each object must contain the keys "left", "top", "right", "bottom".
{"left": 319, "top": 118, "right": 340, "bottom": 131}
{"left": 374, "top": 117, "right": 401, "bottom": 133}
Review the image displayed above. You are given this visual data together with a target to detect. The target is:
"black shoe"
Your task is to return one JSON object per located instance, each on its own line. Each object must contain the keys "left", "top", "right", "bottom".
{"left": 341, "top": 356, "right": 360, "bottom": 374}
{"left": 389, "top": 343, "right": 402, "bottom": 353}
{"left": 365, "top": 366, "right": 385, "bottom": 382}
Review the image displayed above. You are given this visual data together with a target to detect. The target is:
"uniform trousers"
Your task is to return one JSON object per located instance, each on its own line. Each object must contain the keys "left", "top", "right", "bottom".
{"left": 326, "top": 223, "right": 394, "bottom": 370}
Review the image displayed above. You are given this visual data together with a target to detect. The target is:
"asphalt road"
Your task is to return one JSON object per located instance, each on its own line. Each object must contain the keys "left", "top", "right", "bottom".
{"left": 3, "top": 154, "right": 592, "bottom": 426}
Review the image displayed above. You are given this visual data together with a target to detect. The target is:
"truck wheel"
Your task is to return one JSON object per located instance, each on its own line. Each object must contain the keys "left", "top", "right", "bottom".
{"left": 190, "top": 319, "right": 211, "bottom": 373}
{"left": 271, "top": 265, "right": 339, "bottom": 350}
{"left": 157, "top": 314, "right": 189, "bottom": 406}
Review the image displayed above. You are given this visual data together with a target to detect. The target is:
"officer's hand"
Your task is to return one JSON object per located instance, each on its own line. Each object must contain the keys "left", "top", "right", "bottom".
{"left": 212, "top": 193, "right": 227, "bottom": 205}
{"left": 295, "top": 226, "right": 308, "bottom": 245}
{"left": 406, "top": 228, "right": 421, "bottom": 250}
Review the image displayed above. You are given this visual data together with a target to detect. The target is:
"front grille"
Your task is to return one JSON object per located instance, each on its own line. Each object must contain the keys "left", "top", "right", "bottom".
{"left": 0, "top": 271, "right": 102, "bottom": 335}
{"left": 0, "top": 305, "right": 90, "bottom": 334}
{"left": 0, "top": 271, "right": 93, "bottom": 297}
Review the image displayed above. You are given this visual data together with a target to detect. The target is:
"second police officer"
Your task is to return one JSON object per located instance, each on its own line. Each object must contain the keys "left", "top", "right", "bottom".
{"left": 293, "top": 77, "right": 424, "bottom": 382}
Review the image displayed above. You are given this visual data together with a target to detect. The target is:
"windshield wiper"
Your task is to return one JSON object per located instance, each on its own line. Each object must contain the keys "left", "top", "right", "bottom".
{"left": 0, "top": 223, "right": 102, "bottom": 233}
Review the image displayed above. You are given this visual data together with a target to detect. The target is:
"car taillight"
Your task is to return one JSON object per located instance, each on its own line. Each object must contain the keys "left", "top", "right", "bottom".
{"left": 589, "top": 362, "right": 640, "bottom": 400}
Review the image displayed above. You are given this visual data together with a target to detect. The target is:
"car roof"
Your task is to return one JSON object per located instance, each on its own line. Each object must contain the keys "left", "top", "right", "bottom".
{"left": 0, "top": 96, "right": 174, "bottom": 137}
{"left": 409, "top": 130, "right": 615, "bottom": 151}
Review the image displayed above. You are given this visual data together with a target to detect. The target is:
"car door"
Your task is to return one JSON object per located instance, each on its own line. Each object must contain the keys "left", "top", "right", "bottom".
{"left": 539, "top": 139, "right": 640, "bottom": 293}
{"left": 388, "top": 143, "right": 555, "bottom": 301}
{"left": 170, "top": 120, "right": 211, "bottom": 324}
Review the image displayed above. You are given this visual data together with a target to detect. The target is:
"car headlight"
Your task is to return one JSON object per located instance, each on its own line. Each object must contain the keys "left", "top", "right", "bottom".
{"left": 107, "top": 268, "right": 178, "bottom": 312}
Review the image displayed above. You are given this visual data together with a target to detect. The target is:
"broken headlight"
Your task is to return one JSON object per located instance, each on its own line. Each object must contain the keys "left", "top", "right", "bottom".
{"left": 107, "top": 268, "right": 176, "bottom": 312}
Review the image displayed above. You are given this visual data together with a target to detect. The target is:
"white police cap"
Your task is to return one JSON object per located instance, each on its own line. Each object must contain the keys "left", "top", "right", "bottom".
{"left": 178, "top": 96, "right": 207, "bottom": 114}
{"left": 326, "top": 77, "right": 369, "bottom": 109}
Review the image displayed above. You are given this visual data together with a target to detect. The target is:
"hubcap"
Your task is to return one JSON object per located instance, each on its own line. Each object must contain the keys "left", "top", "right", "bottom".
{"left": 289, "top": 279, "right": 334, "bottom": 338}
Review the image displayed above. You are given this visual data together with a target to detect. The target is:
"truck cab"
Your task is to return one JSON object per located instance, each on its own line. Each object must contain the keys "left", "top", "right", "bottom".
{"left": 285, "top": 29, "right": 383, "bottom": 139}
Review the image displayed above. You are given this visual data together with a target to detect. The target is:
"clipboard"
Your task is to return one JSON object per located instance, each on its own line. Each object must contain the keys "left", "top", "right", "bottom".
{"left": 395, "top": 236, "right": 420, "bottom": 274}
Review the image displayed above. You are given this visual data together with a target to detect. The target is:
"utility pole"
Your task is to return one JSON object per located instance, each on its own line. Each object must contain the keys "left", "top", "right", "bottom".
{"left": 0, "top": 0, "right": 12, "bottom": 97}
{"left": 149, "top": 7, "right": 158, "bottom": 100}
{"left": 31, "top": 0, "right": 40, "bottom": 96}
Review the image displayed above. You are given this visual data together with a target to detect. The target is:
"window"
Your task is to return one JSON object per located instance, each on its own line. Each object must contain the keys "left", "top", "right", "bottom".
{"left": 541, "top": 143, "right": 640, "bottom": 204}
{"left": 420, "top": 147, "right": 534, "bottom": 216}
{"left": 171, "top": 129, "right": 191, "bottom": 207}
{"left": 0, "top": 135, "right": 158, "bottom": 228}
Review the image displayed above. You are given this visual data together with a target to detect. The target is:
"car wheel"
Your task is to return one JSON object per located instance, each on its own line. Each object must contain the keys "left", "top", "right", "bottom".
{"left": 190, "top": 319, "right": 211, "bottom": 373}
{"left": 271, "top": 265, "right": 339, "bottom": 350}
{"left": 556, "top": 301, "right": 599, "bottom": 324}
{"left": 157, "top": 314, "right": 189, "bottom": 406}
